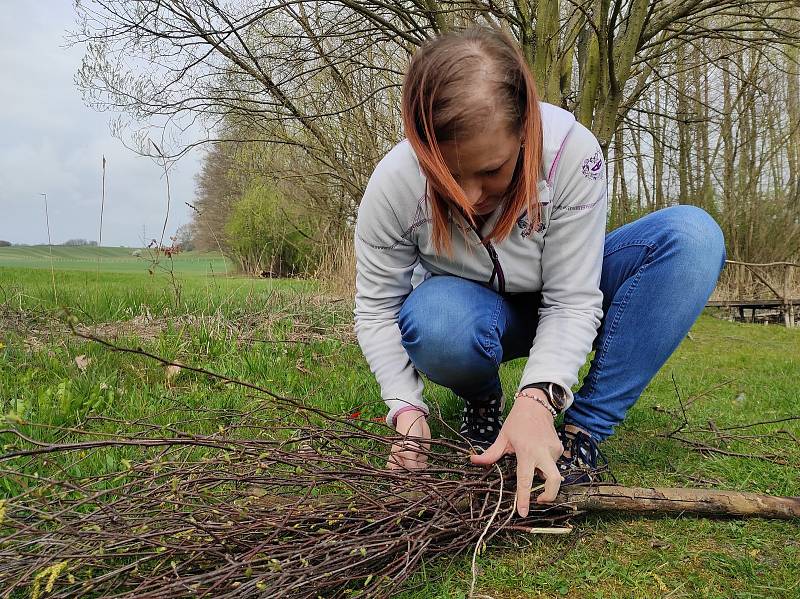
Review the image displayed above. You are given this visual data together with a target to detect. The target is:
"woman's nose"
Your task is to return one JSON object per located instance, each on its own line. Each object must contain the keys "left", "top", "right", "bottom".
{"left": 461, "top": 179, "right": 482, "bottom": 205}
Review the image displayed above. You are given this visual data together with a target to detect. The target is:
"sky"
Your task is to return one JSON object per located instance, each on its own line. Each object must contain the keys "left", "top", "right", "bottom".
{"left": 0, "top": 1, "right": 201, "bottom": 247}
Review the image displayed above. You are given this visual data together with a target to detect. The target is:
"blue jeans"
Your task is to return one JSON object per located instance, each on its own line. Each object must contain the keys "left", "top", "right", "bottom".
{"left": 397, "top": 205, "right": 727, "bottom": 440}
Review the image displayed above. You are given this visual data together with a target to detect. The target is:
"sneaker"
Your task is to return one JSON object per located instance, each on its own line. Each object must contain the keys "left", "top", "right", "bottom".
{"left": 459, "top": 390, "right": 505, "bottom": 450}
{"left": 556, "top": 426, "right": 612, "bottom": 485}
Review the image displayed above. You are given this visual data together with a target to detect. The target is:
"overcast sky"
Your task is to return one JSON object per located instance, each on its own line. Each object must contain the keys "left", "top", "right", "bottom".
{"left": 0, "top": 1, "right": 201, "bottom": 247}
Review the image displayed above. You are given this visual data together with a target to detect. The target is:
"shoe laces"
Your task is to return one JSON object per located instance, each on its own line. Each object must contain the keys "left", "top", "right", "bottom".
{"left": 557, "top": 428, "right": 614, "bottom": 483}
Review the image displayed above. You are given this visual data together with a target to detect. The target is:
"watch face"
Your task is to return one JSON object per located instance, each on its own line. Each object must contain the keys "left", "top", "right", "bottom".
{"left": 526, "top": 382, "right": 566, "bottom": 411}
{"left": 550, "top": 384, "right": 567, "bottom": 410}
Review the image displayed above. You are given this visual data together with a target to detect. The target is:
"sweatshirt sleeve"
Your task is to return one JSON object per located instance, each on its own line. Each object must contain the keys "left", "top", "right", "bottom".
{"left": 517, "top": 123, "right": 608, "bottom": 409}
{"left": 353, "top": 161, "right": 428, "bottom": 426}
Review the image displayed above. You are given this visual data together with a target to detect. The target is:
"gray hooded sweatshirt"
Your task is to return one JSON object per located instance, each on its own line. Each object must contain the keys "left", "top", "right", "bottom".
{"left": 354, "top": 103, "right": 608, "bottom": 425}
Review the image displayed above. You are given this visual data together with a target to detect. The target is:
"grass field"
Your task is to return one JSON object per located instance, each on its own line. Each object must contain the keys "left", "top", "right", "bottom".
{"left": 0, "top": 245, "right": 230, "bottom": 274}
{"left": 1, "top": 261, "right": 798, "bottom": 598}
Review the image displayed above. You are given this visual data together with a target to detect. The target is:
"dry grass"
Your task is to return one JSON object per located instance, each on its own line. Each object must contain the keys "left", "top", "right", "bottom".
{"left": 315, "top": 235, "right": 357, "bottom": 300}
{"left": 712, "top": 262, "right": 800, "bottom": 301}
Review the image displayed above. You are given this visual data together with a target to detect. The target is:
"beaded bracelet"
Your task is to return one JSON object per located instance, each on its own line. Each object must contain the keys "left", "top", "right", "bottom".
{"left": 515, "top": 389, "right": 558, "bottom": 418}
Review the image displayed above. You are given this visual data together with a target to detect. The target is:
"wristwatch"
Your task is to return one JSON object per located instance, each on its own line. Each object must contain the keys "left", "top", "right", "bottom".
{"left": 519, "top": 382, "right": 567, "bottom": 414}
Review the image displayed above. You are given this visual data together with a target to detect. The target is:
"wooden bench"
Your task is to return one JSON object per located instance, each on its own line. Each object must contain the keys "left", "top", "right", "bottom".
{"left": 707, "top": 261, "right": 799, "bottom": 327}
{"left": 706, "top": 298, "right": 800, "bottom": 326}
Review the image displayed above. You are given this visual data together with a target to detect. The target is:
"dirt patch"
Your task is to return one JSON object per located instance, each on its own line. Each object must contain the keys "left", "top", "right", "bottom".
{"left": 3, "top": 295, "right": 356, "bottom": 351}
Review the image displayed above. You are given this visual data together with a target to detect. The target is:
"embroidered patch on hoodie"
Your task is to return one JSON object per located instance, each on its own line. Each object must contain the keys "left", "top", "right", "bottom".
{"left": 517, "top": 213, "right": 545, "bottom": 238}
{"left": 581, "top": 150, "right": 604, "bottom": 180}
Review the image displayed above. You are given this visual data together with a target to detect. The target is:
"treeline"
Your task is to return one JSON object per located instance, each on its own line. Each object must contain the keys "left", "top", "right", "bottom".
{"left": 0, "top": 240, "right": 98, "bottom": 247}
{"left": 73, "top": 1, "right": 800, "bottom": 276}
{"left": 610, "top": 31, "right": 800, "bottom": 263}
{"left": 62, "top": 239, "right": 98, "bottom": 247}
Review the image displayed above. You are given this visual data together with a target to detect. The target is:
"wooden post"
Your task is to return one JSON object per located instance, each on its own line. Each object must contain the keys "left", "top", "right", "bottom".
{"left": 783, "top": 265, "right": 791, "bottom": 327}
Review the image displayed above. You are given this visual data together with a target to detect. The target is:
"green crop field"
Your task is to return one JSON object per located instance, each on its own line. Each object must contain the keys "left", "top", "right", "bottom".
{"left": 0, "top": 245, "right": 230, "bottom": 275}
{"left": 0, "top": 261, "right": 798, "bottom": 598}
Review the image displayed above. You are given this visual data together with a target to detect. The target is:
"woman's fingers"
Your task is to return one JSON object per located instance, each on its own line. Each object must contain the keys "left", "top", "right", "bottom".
{"left": 405, "top": 446, "right": 428, "bottom": 469}
{"left": 469, "top": 436, "right": 507, "bottom": 466}
{"left": 387, "top": 442, "right": 428, "bottom": 470}
{"left": 514, "top": 454, "right": 536, "bottom": 517}
{"left": 387, "top": 410, "right": 431, "bottom": 469}
{"left": 387, "top": 444, "right": 403, "bottom": 469}
{"left": 515, "top": 453, "right": 563, "bottom": 515}
{"left": 535, "top": 460, "right": 563, "bottom": 504}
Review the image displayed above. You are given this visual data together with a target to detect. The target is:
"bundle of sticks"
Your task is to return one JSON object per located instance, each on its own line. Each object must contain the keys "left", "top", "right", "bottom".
{"left": 2, "top": 406, "right": 798, "bottom": 598}
{"left": 0, "top": 333, "right": 796, "bottom": 598}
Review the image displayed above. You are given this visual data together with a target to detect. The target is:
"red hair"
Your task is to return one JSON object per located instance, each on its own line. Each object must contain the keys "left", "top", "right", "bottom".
{"left": 402, "top": 27, "right": 543, "bottom": 255}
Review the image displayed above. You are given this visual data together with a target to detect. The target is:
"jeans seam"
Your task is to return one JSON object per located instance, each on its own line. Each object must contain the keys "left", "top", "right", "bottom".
{"left": 603, "top": 239, "right": 656, "bottom": 258}
{"left": 584, "top": 242, "right": 657, "bottom": 400}
{"left": 481, "top": 293, "right": 504, "bottom": 367}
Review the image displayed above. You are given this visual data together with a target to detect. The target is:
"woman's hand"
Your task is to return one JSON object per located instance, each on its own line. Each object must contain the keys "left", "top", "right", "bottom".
{"left": 470, "top": 390, "right": 563, "bottom": 516}
{"left": 387, "top": 409, "right": 431, "bottom": 470}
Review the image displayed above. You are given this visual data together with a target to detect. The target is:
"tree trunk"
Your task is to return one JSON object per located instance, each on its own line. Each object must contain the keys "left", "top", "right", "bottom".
{"left": 676, "top": 43, "right": 690, "bottom": 204}
{"left": 611, "top": 125, "right": 629, "bottom": 227}
{"left": 721, "top": 53, "right": 737, "bottom": 255}
{"left": 533, "top": 0, "right": 562, "bottom": 103}
{"left": 633, "top": 110, "right": 650, "bottom": 211}
{"left": 786, "top": 24, "right": 800, "bottom": 202}
{"left": 698, "top": 65, "right": 713, "bottom": 211}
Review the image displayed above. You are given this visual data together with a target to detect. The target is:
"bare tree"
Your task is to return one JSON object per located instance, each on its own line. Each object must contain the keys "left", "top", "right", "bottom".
{"left": 73, "top": 1, "right": 800, "bottom": 266}
{"left": 74, "top": 0, "right": 799, "bottom": 179}
{"left": 610, "top": 28, "right": 800, "bottom": 262}
{"left": 191, "top": 138, "right": 245, "bottom": 251}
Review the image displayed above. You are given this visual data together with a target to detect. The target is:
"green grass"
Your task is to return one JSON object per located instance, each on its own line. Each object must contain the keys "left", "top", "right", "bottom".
{"left": 0, "top": 245, "right": 230, "bottom": 274}
{"left": 0, "top": 263, "right": 314, "bottom": 324}
{"left": 0, "top": 262, "right": 798, "bottom": 598}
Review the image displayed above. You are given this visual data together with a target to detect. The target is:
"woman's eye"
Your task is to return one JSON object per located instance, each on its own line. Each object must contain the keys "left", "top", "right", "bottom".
{"left": 484, "top": 168, "right": 501, "bottom": 177}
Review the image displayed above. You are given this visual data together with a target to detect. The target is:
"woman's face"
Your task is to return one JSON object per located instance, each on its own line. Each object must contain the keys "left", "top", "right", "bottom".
{"left": 439, "top": 121, "right": 522, "bottom": 216}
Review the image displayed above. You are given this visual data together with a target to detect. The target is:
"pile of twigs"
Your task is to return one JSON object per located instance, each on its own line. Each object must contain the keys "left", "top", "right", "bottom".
{"left": 0, "top": 406, "right": 580, "bottom": 598}
{"left": 2, "top": 332, "right": 796, "bottom": 598}
{"left": 655, "top": 375, "right": 800, "bottom": 466}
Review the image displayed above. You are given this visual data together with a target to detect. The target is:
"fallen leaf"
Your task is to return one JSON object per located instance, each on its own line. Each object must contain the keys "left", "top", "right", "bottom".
{"left": 651, "top": 572, "right": 669, "bottom": 592}
{"left": 75, "top": 355, "right": 91, "bottom": 372}
{"left": 165, "top": 365, "right": 182, "bottom": 384}
{"left": 3, "top": 412, "right": 25, "bottom": 425}
{"left": 246, "top": 485, "right": 267, "bottom": 497}
{"left": 297, "top": 442, "right": 314, "bottom": 456}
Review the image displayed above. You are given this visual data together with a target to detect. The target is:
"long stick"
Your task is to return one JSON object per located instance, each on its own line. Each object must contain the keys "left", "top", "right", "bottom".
{"left": 97, "top": 154, "right": 106, "bottom": 279}
{"left": 558, "top": 485, "right": 800, "bottom": 520}
{"left": 41, "top": 192, "right": 57, "bottom": 303}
